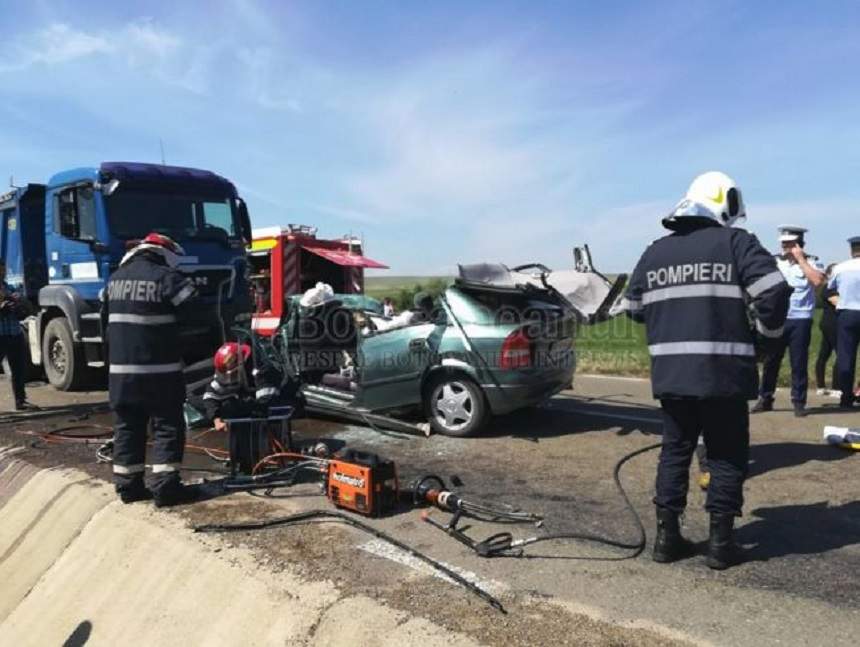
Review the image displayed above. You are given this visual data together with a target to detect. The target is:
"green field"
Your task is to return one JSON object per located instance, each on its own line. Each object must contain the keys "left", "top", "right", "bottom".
{"left": 368, "top": 276, "right": 838, "bottom": 389}
{"left": 365, "top": 276, "right": 453, "bottom": 310}
{"left": 576, "top": 311, "right": 835, "bottom": 389}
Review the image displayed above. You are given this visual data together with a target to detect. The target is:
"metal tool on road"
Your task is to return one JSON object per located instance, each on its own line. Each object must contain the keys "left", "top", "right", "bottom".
{"left": 411, "top": 442, "right": 660, "bottom": 559}
{"left": 410, "top": 474, "right": 543, "bottom": 556}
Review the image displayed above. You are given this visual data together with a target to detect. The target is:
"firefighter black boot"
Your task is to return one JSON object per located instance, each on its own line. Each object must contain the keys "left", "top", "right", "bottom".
{"left": 653, "top": 507, "right": 695, "bottom": 563}
{"left": 750, "top": 397, "right": 773, "bottom": 414}
{"left": 117, "top": 479, "right": 153, "bottom": 504}
{"left": 707, "top": 513, "right": 741, "bottom": 570}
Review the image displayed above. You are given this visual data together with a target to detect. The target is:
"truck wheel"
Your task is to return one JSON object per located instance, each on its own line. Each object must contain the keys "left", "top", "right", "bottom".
{"left": 42, "top": 317, "right": 89, "bottom": 391}
{"left": 423, "top": 374, "right": 488, "bottom": 437}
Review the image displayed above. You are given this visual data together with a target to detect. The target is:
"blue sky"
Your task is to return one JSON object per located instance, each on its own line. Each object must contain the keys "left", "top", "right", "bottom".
{"left": 1, "top": 0, "right": 859, "bottom": 274}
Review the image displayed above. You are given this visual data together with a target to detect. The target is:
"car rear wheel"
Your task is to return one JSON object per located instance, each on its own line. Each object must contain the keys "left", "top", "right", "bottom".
{"left": 424, "top": 375, "right": 488, "bottom": 437}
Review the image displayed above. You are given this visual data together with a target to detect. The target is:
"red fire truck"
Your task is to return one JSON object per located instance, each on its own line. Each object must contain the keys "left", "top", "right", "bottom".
{"left": 248, "top": 225, "right": 388, "bottom": 336}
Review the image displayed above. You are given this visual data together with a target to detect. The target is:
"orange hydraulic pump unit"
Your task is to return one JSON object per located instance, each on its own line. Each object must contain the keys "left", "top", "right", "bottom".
{"left": 326, "top": 449, "right": 399, "bottom": 517}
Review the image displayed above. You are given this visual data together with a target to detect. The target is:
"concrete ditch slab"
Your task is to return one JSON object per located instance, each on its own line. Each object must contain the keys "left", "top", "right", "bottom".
{"left": 0, "top": 458, "right": 481, "bottom": 646}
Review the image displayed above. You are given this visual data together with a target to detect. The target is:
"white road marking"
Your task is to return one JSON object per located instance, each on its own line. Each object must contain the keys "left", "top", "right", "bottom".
{"left": 573, "top": 409, "right": 661, "bottom": 425}
{"left": 358, "top": 539, "right": 506, "bottom": 594}
{"left": 578, "top": 374, "right": 650, "bottom": 383}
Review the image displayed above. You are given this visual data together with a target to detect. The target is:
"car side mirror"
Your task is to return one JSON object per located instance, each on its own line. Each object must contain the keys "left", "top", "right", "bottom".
{"left": 573, "top": 245, "right": 594, "bottom": 273}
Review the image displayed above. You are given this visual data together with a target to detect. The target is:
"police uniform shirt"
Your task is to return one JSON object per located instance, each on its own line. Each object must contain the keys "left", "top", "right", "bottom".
{"left": 777, "top": 256, "right": 826, "bottom": 319}
{"left": 828, "top": 257, "right": 860, "bottom": 311}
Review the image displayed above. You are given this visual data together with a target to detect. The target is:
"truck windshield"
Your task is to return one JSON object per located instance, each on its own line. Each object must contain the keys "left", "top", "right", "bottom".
{"left": 104, "top": 191, "right": 238, "bottom": 243}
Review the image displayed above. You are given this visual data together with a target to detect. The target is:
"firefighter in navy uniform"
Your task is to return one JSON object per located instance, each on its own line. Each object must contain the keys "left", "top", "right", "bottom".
{"left": 103, "top": 233, "right": 198, "bottom": 506}
{"left": 626, "top": 172, "right": 790, "bottom": 570}
{"left": 195, "top": 341, "right": 287, "bottom": 430}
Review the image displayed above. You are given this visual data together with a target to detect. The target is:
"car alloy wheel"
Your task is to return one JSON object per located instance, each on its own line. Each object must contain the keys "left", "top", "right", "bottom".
{"left": 431, "top": 380, "right": 474, "bottom": 433}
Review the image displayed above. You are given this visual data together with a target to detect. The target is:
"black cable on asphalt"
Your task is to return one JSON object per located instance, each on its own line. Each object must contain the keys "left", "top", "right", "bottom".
{"left": 193, "top": 508, "right": 507, "bottom": 614}
{"left": 472, "top": 441, "right": 662, "bottom": 558}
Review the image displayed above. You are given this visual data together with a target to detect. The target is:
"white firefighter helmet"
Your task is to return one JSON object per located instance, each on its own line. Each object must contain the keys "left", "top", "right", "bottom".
{"left": 663, "top": 171, "right": 746, "bottom": 230}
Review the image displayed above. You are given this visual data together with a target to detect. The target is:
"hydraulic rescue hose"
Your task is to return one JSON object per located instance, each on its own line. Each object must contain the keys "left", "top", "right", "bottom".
{"left": 469, "top": 441, "right": 662, "bottom": 558}
{"left": 424, "top": 443, "right": 661, "bottom": 559}
{"left": 193, "top": 509, "right": 507, "bottom": 614}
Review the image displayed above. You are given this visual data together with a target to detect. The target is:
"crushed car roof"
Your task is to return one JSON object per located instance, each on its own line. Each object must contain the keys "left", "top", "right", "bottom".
{"left": 456, "top": 262, "right": 625, "bottom": 319}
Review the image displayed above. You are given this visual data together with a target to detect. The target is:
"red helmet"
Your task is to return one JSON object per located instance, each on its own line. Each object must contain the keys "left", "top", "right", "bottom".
{"left": 142, "top": 232, "right": 185, "bottom": 256}
{"left": 213, "top": 342, "right": 251, "bottom": 384}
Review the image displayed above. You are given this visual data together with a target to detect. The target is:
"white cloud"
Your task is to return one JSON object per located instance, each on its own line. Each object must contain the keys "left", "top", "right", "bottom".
{"left": 124, "top": 21, "right": 182, "bottom": 62}
{"left": 333, "top": 48, "right": 600, "bottom": 225}
{"left": 0, "top": 23, "right": 112, "bottom": 69}
{"left": 0, "top": 20, "right": 185, "bottom": 79}
{"left": 236, "top": 47, "right": 303, "bottom": 111}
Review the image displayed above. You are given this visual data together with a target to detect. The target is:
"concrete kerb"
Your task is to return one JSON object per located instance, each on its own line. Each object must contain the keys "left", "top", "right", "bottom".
{"left": 0, "top": 451, "right": 480, "bottom": 646}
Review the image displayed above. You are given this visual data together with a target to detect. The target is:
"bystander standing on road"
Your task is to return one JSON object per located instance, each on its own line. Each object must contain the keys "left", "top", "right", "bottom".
{"left": 828, "top": 236, "right": 860, "bottom": 409}
{"left": 752, "top": 226, "right": 825, "bottom": 417}
{"left": 0, "top": 260, "right": 37, "bottom": 411}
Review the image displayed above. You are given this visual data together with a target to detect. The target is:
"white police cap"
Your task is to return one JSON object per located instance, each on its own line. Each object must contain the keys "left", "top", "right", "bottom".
{"left": 778, "top": 225, "right": 808, "bottom": 242}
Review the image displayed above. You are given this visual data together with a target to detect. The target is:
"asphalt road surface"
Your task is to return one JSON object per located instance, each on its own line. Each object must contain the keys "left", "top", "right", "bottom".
{"left": 1, "top": 374, "right": 858, "bottom": 646}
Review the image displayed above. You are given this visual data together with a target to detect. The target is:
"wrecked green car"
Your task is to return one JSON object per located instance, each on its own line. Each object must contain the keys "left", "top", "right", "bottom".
{"left": 274, "top": 248, "right": 626, "bottom": 437}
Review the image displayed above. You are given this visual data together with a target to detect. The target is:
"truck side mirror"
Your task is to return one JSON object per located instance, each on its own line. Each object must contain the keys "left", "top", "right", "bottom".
{"left": 237, "top": 199, "right": 252, "bottom": 243}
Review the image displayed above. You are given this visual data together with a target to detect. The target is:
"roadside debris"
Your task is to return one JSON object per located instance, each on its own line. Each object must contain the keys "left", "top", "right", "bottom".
{"left": 823, "top": 425, "right": 860, "bottom": 450}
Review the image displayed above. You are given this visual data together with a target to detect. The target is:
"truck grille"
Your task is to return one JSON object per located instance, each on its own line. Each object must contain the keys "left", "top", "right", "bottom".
{"left": 181, "top": 267, "right": 234, "bottom": 299}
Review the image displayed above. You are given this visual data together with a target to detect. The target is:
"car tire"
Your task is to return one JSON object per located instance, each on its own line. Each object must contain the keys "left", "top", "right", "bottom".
{"left": 42, "top": 317, "right": 90, "bottom": 391}
{"left": 424, "top": 374, "right": 488, "bottom": 437}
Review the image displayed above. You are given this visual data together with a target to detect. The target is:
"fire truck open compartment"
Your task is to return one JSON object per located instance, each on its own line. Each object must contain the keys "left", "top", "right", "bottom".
{"left": 249, "top": 225, "right": 388, "bottom": 336}
{"left": 300, "top": 248, "right": 348, "bottom": 292}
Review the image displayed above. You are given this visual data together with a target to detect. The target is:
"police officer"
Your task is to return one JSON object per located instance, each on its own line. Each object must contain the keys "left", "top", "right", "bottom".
{"left": 103, "top": 233, "right": 197, "bottom": 505}
{"left": 828, "top": 236, "right": 860, "bottom": 409}
{"left": 751, "top": 226, "right": 825, "bottom": 417}
{"left": 626, "top": 171, "right": 790, "bottom": 570}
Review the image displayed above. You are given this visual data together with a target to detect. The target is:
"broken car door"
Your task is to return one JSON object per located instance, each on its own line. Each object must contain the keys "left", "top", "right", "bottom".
{"left": 356, "top": 316, "right": 446, "bottom": 411}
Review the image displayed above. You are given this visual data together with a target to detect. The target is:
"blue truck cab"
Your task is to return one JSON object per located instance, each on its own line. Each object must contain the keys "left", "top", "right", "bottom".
{"left": 0, "top": 162, "right": 252, "bottom": 390}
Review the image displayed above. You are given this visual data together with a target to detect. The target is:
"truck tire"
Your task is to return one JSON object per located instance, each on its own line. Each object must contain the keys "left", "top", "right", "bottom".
{"left": 42, "top": 317, "right": 90, "bottom": 391}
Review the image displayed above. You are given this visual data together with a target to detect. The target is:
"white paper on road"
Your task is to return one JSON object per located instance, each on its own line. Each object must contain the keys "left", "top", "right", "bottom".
{"left": 822, "top": 426, "right": 860, "bottom": 447}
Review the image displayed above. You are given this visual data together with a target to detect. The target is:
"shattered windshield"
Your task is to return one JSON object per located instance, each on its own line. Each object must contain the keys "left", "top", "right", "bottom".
{"left": 105, "top": 190, "right": 238, "bottom": 242}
